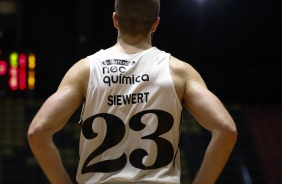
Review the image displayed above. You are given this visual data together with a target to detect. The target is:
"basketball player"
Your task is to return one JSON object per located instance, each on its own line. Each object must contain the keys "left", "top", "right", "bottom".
{"left": 27, "top": 0, "right": 237, "bottom": 183}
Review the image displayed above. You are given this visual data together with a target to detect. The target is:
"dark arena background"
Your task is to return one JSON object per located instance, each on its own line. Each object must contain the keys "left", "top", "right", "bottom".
{"left": 0, "top": 0, "right": 281, "bottom": 183}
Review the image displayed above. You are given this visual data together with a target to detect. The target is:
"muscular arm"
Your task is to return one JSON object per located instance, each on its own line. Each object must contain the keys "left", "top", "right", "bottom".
{"left": 171, "top": 57, "right": 237, "bottom": 184}
{"left": 27, "top": 58, "right": 89, "bottom": 184}
{"left": 185, "top": 80, "right": 237, "bottom": 184}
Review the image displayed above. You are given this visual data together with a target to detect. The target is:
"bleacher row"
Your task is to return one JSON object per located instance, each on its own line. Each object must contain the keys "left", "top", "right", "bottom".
{"left": 0, "top": 98, "right": 281, "bottom": 183}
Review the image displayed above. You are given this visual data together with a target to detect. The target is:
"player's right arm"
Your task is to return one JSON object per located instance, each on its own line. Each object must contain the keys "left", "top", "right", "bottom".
{"left": 171, "top": 56, "right": 237, "bottom": 184}
{"left": 27, "top": 58, "right": 89, "bottom": 184}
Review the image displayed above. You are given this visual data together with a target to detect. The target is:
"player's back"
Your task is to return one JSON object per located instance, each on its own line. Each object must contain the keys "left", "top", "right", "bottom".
{"left": 76, "top": 47, "right": 183, "bottom": 184}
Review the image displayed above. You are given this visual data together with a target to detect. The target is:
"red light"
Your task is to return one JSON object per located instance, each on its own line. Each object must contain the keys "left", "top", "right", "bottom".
{"left": 9, "top": 77, "right": 18, "bottom": 90}
{"left": 1, "top": 51, "right": 36, "bottom": 93}
{"left": 19, "top": 53, "right": 27, "bottom": 68}
{"left": 9, "top": 67, "right": 18, "bottom": 75}
{"left": 19, "top": 68, "right": 26, "bottom": 90}
{"left": 9, "top": 67, "right": 18, "bottom": 90}
{"left": 18, "top": 53, "right": 27, "bottom": 90}
{"left": 0, "top": 60, "right": 7, "bottom": 75}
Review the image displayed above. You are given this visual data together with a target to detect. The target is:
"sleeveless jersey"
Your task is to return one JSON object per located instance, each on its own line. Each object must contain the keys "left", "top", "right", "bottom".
{"left": 76, "top": 47, "right": 183, "bottom": 184}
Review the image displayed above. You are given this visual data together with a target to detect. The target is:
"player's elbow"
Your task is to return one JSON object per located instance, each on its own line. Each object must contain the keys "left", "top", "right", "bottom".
{"left": 229, "top": 127, "right": 237, "bottom": 145}
{"left": 27, "top": 126, "right": 41, "bottom": 147}
{"left": 27, "top": 125, "right": 51, "bottom": 148}
{"left": 223, "top": 122, "right": 237, "bottom": 145}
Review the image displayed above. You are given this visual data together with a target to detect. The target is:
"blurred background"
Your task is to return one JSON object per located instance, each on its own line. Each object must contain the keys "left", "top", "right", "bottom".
{"left": 0, "top": 0, "right": 281, "bottom": 183}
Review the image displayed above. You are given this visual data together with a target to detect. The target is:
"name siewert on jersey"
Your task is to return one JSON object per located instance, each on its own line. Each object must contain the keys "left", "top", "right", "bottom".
{"left": 108, "top": 92, "right": 149, "bottom": 106}
{"left": 101, "top": 59, "right": 150, "bottom": 106}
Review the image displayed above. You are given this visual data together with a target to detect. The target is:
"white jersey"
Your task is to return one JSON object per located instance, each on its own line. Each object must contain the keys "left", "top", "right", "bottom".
{"left": 76, "top": 47, "right": 183, "bottom": 184}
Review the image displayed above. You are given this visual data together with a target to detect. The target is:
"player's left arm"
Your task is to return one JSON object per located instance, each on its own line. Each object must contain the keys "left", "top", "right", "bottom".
{"left": 27, "top": 58, "right": 89, "bottom": 184}
{"left": 180, "top": 62, "right": 237, "bottom": 184}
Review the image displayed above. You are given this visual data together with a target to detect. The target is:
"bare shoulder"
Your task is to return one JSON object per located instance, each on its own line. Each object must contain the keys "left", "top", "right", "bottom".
{"left": 169, "top": 55, "right": 208, "bottom": 103}
{"left": 169, "top": 56, "right": 197, "bottom": 78}
{"left": 169, "top": 56, "right": 194, "bottom": 102}
{"left": 60, "top": 58, "right": 89, "bottom": 83}
{"left": 169, "top": 55, "right": 204, "bottom": 83}
{"left": 69, "top": 58, "right": 90, "bottom": 75}
{"left": 169, "top": 56, "right": 188, "bottom": 71}
{"left": 171, "top": 55, "right": 207, "bottom": 81}
{"left": 58, "top": 58, "right": 90, "bottom": 96}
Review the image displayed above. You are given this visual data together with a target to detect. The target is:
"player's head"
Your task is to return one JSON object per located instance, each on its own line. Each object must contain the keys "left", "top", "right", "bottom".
{"left": 114, "top": 0, "right": 160, "bottom": 37}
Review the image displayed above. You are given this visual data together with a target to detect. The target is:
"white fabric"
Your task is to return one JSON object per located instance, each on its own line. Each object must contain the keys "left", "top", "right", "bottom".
{"left": 76, "top": 47, "right": 183, "bottom": 184}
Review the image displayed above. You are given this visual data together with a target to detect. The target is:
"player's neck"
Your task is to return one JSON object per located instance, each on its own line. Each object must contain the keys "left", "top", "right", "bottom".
{"left": 114, "top": 34, "right": 153, "bottom": 54}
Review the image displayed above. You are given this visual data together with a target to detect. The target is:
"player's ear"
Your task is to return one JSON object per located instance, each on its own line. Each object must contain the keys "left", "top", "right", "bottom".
{"left": 151, "top": 17, "right": 160, "bottom": 33}
{"left": 112, "top": 12, "right": 119, "bottom": 29}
